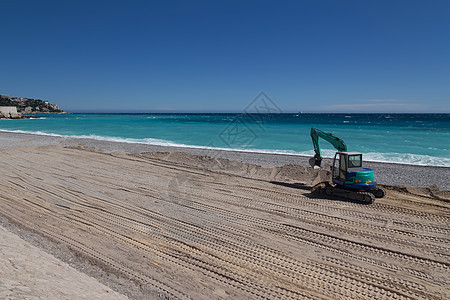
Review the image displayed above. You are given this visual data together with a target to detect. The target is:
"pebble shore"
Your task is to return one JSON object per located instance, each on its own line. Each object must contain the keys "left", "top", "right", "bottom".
{"left": 1, "top": 131, "right": 448, "bottom": 190}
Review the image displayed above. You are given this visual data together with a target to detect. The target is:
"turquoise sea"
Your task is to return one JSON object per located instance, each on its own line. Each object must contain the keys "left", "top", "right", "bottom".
{"left": 1, "top": 113, "right": 449, "bottom": 167}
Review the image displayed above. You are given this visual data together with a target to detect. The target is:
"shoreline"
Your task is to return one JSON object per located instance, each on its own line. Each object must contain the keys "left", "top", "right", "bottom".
{"left": 1, "top": 128, "right": 448, "bottom": 167}
{"left": 1, "top": 130, "right": 449, "bottom": 190}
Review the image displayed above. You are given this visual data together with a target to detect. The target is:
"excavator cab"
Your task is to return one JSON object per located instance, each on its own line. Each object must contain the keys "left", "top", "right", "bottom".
{"left": 332, "top": 152, "right": 362, "bottom": 179}
{"left": 331, "top": 152, "right": 377, "bottom": 190}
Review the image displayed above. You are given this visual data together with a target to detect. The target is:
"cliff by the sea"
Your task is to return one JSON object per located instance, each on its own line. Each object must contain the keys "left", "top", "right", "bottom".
{"left": 0, "top": 94, "right": 64, "bottom": 114}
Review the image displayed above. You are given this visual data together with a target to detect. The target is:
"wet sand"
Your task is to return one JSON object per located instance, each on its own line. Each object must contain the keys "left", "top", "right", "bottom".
{"left": 0, "top": 132, "right": 449, "bottom": 299}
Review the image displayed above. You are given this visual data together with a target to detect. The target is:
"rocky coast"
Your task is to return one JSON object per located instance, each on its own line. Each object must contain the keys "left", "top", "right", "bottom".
{"left": 0, "top": 107, "right": 37, "bottom": 119}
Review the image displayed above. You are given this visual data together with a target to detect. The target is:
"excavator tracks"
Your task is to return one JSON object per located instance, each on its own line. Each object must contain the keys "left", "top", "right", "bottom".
{"left": 0, "top": 146, "right": 449, "bottom": 299}
{"left": 312, "top": 182, "right": 376, "bottom": 203}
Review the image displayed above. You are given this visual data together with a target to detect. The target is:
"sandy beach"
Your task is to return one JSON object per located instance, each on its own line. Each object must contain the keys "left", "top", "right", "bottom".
{"left": 0, "top": 131, "right": 449, "bottom": 299}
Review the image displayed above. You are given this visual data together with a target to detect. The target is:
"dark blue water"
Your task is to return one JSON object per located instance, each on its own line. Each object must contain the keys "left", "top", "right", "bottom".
{"left": 1, "top": 113, "right": 449, "bottom": 166}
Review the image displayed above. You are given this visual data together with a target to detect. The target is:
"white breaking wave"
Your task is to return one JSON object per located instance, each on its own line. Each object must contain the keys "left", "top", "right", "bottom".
{"left": 294, "top": 149, "right": 450, "bottom": 167}
{"left": 1, "top": 129, "right": 449, "bottom": 167}
{"left": 363, "top": 152, "right": 450, "bottom": 167}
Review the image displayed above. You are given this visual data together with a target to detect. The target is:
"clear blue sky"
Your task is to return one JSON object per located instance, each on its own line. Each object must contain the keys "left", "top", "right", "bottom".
{"left": 1, "top": 0, "right": 449, "bottom": 113}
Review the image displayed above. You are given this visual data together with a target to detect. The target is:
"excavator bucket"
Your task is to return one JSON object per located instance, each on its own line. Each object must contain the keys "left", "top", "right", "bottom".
{"left": 309, "top": 155, "right": 322, "bottom": 168}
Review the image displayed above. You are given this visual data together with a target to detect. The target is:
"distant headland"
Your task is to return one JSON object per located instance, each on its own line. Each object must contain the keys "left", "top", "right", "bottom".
{"left": 0, "top": 94, "right": 66, "bottom": 119}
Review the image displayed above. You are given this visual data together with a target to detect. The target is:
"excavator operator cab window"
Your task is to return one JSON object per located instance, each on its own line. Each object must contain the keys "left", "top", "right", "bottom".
{"left": 339, "top": 154, "right": 347, "bottom": 180}
{"left": 348, "top": 154, "right": 362, "bottom": 168}
{"left": 332, "top": 153, "right": 340, "bottom": 178}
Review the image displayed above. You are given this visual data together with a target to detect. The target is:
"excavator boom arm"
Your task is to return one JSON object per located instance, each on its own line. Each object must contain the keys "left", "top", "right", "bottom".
{"left": 310, "top": 128, "right": 347, "bottom": 166}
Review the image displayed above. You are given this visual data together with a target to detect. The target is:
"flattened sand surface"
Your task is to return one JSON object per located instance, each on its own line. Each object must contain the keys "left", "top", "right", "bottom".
{"left": 0, "top": 225, "right": 126, "bottom": 299}
{"left": 0, "top": 145, "right": 449, "bottom": 299}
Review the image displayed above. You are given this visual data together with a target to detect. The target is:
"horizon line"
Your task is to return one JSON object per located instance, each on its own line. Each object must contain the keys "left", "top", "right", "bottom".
{"left": 64, "top": 110, "right": 449, "bottom": 114}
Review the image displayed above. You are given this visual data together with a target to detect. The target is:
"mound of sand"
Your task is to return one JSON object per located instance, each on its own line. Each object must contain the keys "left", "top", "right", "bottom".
{"left": 136, "top": 151, "right": 331, "bottom": 186}
{"left": 135, "top": 151, "right": 450, "bottom": 202}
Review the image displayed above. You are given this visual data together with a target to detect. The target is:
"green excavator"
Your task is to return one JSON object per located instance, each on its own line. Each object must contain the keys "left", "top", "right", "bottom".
{"left": 310, "top": 128, "right": 386, "bottom": 203}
